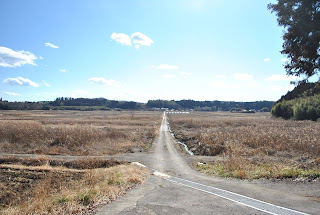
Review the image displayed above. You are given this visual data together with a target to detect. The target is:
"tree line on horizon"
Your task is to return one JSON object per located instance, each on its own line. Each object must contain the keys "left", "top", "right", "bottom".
{"left": 0, "top": 97, "right": 274, "bottom": 112}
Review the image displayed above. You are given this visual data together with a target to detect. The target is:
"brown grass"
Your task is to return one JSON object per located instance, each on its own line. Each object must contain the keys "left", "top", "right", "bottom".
{"left": 168, "top": 112, "right": 320, "bottom": 179}
{"left": 0, "top": 110, "right": 162, "bottom": 155}
{"left": 0, "top": 157, "right": 149, "bottom": 214}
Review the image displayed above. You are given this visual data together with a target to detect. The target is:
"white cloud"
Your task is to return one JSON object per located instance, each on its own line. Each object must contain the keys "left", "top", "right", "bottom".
{"left": 3, "top": 77, "right": 39, "bottom": 87}
{"left": 180, "top": 71, "right": 191, "bottom": 76}
{"left": 266, "top": 74, "right": 299, "bottom": 82}
{"left": 45, "top": 42, "right": 59, "bottom": 48}
{"left": 131, "top": 32, "right": 153, "bottom": 46}
{"left": 162, "top": 74, "right": 176, "bottom": 79}
{"left": 0, "top": 46, "right": 37, "bottom": 67}
{"left": 232, "top": 73, "right": 252, "bottom": 81}
{"left": 152, "top": 64, "right": 179, "bottom": 70}
{"left": 59, "top": 69, "right": 67, "bottom": 72}
{"left": 110, "top": 32, "right": 153, "bottom": 48}
{"left": 88, "top": 77, "right": 120, "bottom": 87}
{"left": 39, "top": 56, "right": 43, "bottom": 60}
{"left": 110, "top": 33, "right": 132, "bottom": 46}
{"left": 216, "top": 75, "right": 227, "bottom": 79}
{"left": 281, "top": 58, "right": 288, "bottom": 62}
{"left": 3, "top": 91, "right": 21, "bottom": 96}
{"left": 42, "top": 80, "right": 51, "bottom": 87}
{"left": 264, "top": 58, "right": 270, "bottom": 62}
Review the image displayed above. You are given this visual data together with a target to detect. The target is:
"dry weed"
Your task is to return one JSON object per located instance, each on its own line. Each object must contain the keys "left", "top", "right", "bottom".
{"left": 168, "top": 112, "right": 320, "bottom": 179}
{"left": 0, "top": 110, "right": 162, "bottom": 155}
{"left": 0, "top": 161, "right": 149, "bottom": 214}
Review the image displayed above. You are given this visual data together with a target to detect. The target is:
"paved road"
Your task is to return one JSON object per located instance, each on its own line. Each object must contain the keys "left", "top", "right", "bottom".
{"left": 95, "top": 113, "right": 320, "bottom": 215}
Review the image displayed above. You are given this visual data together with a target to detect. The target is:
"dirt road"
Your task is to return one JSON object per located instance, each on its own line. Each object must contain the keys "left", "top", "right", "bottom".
{"left": 95, "top": 113, "right": 320, "bottom": 215}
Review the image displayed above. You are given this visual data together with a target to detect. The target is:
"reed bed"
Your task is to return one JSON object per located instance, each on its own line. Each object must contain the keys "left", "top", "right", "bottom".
{"left": 168, "top": 112, "right": 320, "bottom": 179}
{"left": 0, "top": 110, "right": 162, "bottom": 155}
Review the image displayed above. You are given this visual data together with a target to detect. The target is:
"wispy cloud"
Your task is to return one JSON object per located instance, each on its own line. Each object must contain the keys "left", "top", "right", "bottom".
{"left": 111, "top": 32, "right": 153, "bottom": 48}
{"left": 216, "top": 75, "right": 227, "bottom": 79}
{"left": 281, "top": 58, "right": 288, "bottom": 62}
{"left": 59, "top": 69, "right": 67, "bottom": 72}
{"left": 264, "top": 58, "right": 270, "bottom": 62}
{"left": 131, "top": 32, "right": 153, "bottom": 46}
{"left": 42, "top": 80, "right": 51, "bottom": 87}
{"left": 110, "top": 33, "right": 132, "bottom": 46}
{"left": 3, "top": 77, "right": 39, "bottom": 87}
{"left": 45, "top": 42, "right": 59, "bottom": 48}
{"left": 3, "top": 91, "right": 21, "bottom": 96}
{"left": 266, "top": 74, "right": 299, "bottom": 82}
{"left": 152, "top": 64, "right": 179, "bottom": 70}
{"left": 88, "top": 77, "right": 120, "bottom": 87}
{"left": 180, "top": 71, "right": 191, "bottom": 76}
{"left": 0, "top": 46, "right": 37, "bottom": 67}
{"left": 162, "top": 74, "right": 176, "bottom": 79}
{"left": 232, "top": 73, "right": 252, "bottom": 81}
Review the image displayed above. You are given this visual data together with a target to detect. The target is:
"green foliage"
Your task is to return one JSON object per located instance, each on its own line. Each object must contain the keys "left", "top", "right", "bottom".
{"left": 271, "top": 94, "right": 320, "bottom": 121}
{"left": 261, "top": 107, "right": 269, "bottom": 112}
{"left": 268, "top": 0, "right": 320, "bottom": 79}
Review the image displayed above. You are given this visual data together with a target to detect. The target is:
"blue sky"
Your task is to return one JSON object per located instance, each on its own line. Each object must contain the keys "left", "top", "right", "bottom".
{"left": 0, "top": 0, "right": 315, "bottom": 102}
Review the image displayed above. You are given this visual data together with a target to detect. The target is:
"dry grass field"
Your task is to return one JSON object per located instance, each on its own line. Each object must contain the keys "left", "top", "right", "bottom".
{"left": 168, "top": 112, "right": 320, "bottom": 180}
{"left": 0, "top": 110, "right": 162, "bottom": 155}
{"left": 0, "top": 156, "right": 149, "bottom": 214}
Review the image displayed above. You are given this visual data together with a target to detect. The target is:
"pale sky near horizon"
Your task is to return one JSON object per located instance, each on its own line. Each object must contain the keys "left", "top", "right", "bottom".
{"left": 1, "top": 0, "right": 318, "bottom": 102}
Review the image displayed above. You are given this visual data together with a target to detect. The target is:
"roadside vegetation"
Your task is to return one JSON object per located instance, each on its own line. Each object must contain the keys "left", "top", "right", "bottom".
{"left": 168, "top": 112, "right": 320, "bottom": 180}
{"left": 0, "top": 156, "right": 149, "bottom": 215}
{"left": 0, "top": 110, "right": 162, "bottom": 155}
{"left": 271, "top": 82, "right": 320, "bottom": 121}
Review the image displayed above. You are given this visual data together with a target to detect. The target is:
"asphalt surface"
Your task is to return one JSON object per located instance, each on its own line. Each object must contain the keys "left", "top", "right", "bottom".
{"left": 95, "top": 113, "right": 320, "bottom": 215}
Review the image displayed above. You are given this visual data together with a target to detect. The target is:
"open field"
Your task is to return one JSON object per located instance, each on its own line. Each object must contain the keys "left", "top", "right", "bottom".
{"left": 0, "top": 156, "right": 149, "bottom": 215}
{"left": 0, "top": 110, "right": 162, "bottom": 155}
{"left": 168, "top": 112, "right": 320, "bottom": 180}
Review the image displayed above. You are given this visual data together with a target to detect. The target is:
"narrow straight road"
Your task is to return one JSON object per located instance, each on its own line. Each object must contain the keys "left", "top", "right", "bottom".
{"left": 96, "top": 113, "right": 319, "bottom": 215}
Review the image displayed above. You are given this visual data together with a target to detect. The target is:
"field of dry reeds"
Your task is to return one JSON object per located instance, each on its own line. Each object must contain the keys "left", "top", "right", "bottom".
{"left": 0, "top": 110, "right": 162, "bottom": 155}
{"left": 0, "top": 156, "right": 149, "bottom": 214}
{"left": 168, "top": 112, "right": 320, "bottom": 180}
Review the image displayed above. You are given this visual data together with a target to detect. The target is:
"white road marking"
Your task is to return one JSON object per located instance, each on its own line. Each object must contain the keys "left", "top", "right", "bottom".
{"left": 151, "top": 170, "right": 309, "bottom": 215}
{"left": 153, "top": 171, "right": 171, "bottom": 178}
{"left": 132, "top": 162, "right": 147, "bottom": 168}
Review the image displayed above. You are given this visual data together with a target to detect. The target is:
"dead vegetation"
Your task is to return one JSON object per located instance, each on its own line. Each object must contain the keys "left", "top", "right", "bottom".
{"left": 0, "top": 110, "right": 162, "bottom": 155}
{"left": 168, "top": 112, "right": 320, "bottom": 180}
{"left": 0, "top": 156, "right": 149, "bottom": 214}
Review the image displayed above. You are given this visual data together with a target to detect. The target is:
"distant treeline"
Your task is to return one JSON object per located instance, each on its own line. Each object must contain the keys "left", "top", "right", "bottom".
{"left": 271, "top": 82, "right": 320, "bottom": 121}
{"left": 146, "top": 100, "right": 273, "bottom": 111}
{"left": 0, "top": 97, "right": 274, "bottom": 112}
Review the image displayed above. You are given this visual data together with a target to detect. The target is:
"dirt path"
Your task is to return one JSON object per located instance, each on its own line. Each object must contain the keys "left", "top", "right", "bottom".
{"left": 1, "top": 113, "right": 319, "bottom": 214}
